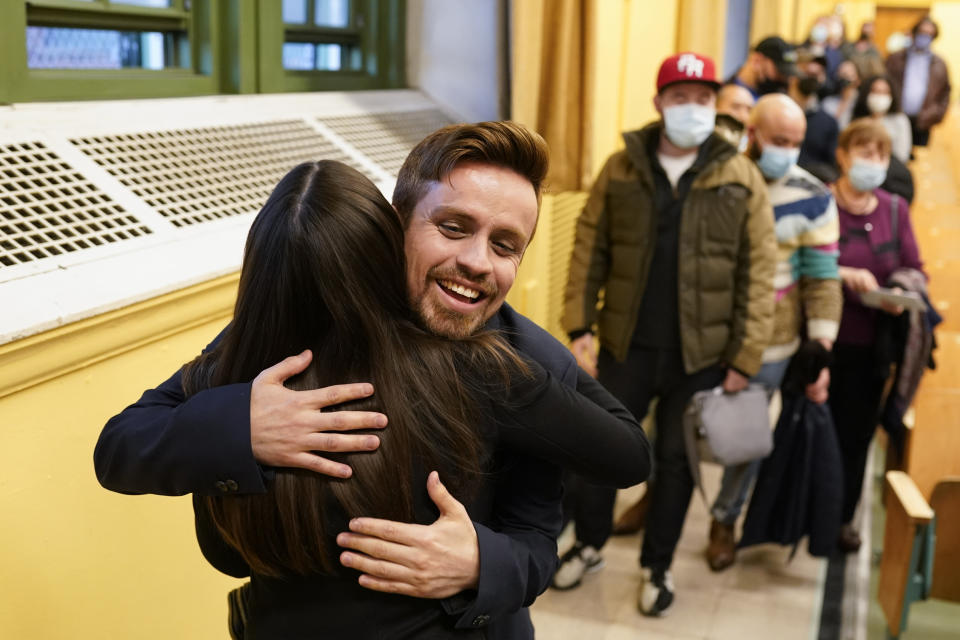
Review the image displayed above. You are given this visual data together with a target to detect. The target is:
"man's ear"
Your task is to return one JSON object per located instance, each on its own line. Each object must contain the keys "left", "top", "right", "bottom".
{"left": 653, "top": 93, "right": 663, "bottom": 116}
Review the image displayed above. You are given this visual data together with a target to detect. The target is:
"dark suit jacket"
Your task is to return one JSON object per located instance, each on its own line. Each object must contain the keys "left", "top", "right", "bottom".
{"left": 194, "top": 353, "right": 645, "bottom": 639}
{"left": 95, "top": 303, "right": 651, "bottom": 638}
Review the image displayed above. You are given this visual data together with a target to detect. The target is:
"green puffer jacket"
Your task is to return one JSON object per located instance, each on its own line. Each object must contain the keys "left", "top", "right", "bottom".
{"left": 562, "top": 123, "right": 777, "bottom": 377}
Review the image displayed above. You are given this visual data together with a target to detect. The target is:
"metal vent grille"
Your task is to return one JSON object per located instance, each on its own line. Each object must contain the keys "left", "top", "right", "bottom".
{"left": 0, "top": 141, "right": 150, "bottom": 268}
{"left": 71, "top": 120, "right": 366, "bottom": 228}
{"left": 320, "top": 110, "right": 453, "bottom": 175}
{"left": 545, "top": 191, "right": 588, "bottom": 341}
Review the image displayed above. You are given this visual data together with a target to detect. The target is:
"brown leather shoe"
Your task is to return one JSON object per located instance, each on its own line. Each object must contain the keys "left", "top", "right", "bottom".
{"left": 837, "top": 524, "right": 861, "bottom": 553}
{"left": 612, "top": 491, "right": 651, "bottom": 535}
{"left": 706, "top": 519, "right": 736, "bottom": 571}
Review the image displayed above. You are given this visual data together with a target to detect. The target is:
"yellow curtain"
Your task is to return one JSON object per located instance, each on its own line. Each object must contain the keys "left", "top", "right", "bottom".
{"left": 510, "top": 0, "right": 593, "bottom": 192}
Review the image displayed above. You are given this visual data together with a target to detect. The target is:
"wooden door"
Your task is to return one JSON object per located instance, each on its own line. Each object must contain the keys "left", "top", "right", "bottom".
{"left": 873, "top": 6, "right": 930, "bottom": 58}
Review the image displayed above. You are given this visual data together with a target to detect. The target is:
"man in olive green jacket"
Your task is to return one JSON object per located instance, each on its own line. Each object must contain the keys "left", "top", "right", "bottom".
{"left": 553, "top": 52, "right": 776, "bottom": 616}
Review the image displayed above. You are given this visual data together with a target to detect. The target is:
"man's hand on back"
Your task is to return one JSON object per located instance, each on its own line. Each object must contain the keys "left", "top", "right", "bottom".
{"left": 250, "top": 350, "right": 387, "bottom": 478}
{"left": 569, "top": 333, "right": 598, "bottom": 377}
{"left": 336, "top": 471, "right": 480, "bottom": 599}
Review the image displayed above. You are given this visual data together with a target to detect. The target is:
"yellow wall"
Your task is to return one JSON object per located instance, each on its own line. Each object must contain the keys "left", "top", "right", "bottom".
{"left": 931, "top": 2, "right": 960, "bottom": 97}
{"left": 509, "top": 0, "right": 684, "bottom": 329}
{"left": 0, "top": 278, "right": 242, "bottom": 639}
{"left": 588, "top": 0, "right": 680, "bottom": 179}
{"left": 676, "top": 0, "right": 729, "bottom": 74}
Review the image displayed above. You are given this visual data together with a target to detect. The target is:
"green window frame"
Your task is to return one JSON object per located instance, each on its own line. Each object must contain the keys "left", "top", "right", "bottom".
{"left": 1, "top": 0, "right": 221, "bottom": 103}
{"left": 259, "top": 0, "right": 405, "bottom": 93}
{"left": 0, "top": 0, "right": 405, "bottom": 104}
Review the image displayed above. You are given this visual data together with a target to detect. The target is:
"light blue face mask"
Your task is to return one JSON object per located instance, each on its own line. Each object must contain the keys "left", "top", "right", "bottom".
{"left": 662, "top": 103, "right": 716, "bottom": 149}
{"left": 811, "top": 25, "right": 828, "bottom": 43}
{"left": 848, "top": 160, "right": 888, "bottom": 192}
{"left": 756, "top": 144, "right": 800, "bottom": 180}
{"left": 913, "top": 33, "right": 933, "bottom": 51}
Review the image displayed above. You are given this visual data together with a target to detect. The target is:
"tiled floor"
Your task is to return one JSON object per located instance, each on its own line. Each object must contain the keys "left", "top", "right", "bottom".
{"left": 531, "top": 467, "right": 826, "bottom": 640}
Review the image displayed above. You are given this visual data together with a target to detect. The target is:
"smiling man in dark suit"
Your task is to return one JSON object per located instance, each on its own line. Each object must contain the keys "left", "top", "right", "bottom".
{"left": 95, "top": 121, "right": 651, "bottom": 639}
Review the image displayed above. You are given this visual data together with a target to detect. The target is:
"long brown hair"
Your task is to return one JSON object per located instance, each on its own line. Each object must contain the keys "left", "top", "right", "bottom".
{"left": 183, "top": 161, "right": 519, "bottom": 577}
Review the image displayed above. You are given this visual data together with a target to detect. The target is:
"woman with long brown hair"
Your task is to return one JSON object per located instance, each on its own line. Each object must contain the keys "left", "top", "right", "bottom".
{"left": 185, "top": 160, "right": 646, "bottom": 638}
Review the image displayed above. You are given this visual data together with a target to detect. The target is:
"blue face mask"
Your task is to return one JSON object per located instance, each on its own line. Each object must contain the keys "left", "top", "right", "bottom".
{"left": 756, "top": 144, "right": 800, "bottom": 180}
{"left": 848, "top": 160, "right": 888, "bottom": 192}
{"left": 662, "top": 103, "right": 716, "bottom": 149}
{"left": 811, "top": 25, "right": 828, "bottom": 44}
{"left": 913, "top": 33, "right": 933, "bottom": 50}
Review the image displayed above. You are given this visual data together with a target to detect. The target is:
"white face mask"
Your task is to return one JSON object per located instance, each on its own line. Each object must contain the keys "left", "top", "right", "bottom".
{"left": 662, "top": 103, "right": 716, "bottom": 149}
{"left": 848, "top": 160, "right": 888, "bottom": 192}
{"left": 866, "top": 93, "right": 892, "bottom": 115}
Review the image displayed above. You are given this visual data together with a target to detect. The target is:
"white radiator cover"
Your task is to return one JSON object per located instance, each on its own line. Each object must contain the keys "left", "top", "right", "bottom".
{"left": 0, "top": 90, "right": 454, "bottom": 344}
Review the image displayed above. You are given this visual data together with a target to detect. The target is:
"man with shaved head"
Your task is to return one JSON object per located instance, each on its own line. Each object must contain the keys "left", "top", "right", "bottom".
{"left": 706, "top": 93, "right": 842, "bottom": 571}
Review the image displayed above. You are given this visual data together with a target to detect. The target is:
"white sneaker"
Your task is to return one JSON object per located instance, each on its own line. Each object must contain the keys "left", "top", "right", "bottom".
{"left": 551, "top": 543, "right": 605, "bottom": 590}
{"left": 638, "top": 567, "right": 675, "bottom": 616}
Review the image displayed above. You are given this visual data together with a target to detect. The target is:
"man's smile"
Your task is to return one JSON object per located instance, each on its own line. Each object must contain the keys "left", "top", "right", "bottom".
{"left": 437, "top": 279, "right": 485, "bottom": 303}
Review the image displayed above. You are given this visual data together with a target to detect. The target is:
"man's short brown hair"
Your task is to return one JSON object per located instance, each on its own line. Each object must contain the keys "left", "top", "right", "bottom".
{"left": 392, "top": 121, "right": 549, "bottom": 226}
{"left": 838, "top": 118, "right": 892, "bottom": 157}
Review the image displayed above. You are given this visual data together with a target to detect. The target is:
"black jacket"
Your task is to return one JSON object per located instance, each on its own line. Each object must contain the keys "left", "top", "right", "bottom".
{"left": 96, "top": 303, "right": 651, "bottom": 638}
{"left": 739, "top": 390, "right": 844, "bottom": 557}
{"left": 196, "top": 361, "right": 644, "bottom": 639}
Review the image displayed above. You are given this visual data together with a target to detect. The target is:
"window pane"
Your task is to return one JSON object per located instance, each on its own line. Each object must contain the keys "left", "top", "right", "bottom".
{"left": 283, "top": 0, "right": 308, "bottom": 24}
{"left": 315, "top": 43, "right": 341, "bottom": 70}
{"left": 282, "top": 42, "right": 314, "bottom": 70}
{"left": 26, "top": 26, "right": 187, "bottom": 70}
{"left": 111, "top": 0, "right": 171, "bottom": 6}
{"left": 315, "top": 0, "right": 349, "bottom": 28}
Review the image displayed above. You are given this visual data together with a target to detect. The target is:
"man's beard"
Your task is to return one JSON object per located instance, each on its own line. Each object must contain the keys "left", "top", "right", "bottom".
{"left": 412, "top": 266, "right": 498, "bottom": 338}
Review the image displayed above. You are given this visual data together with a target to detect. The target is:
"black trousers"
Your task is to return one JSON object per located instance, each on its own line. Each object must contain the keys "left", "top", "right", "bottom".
{"left": 828, "top": 343, "right": 890, "bottom": 524}
{"left": 565, "top": 347, "right": 723, "bottom": 570}
{"left": 908, "top": 115, "right": 931, "bottom": 147}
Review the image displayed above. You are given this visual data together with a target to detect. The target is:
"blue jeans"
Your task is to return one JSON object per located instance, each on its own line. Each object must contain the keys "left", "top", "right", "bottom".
{"left": 710, "top": 358, "right": 790, "bottom": 526}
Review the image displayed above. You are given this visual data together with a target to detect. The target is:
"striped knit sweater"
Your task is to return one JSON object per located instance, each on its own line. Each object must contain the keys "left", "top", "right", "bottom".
{"left": 763, "top": 164, "right": 842, "bottom": 362}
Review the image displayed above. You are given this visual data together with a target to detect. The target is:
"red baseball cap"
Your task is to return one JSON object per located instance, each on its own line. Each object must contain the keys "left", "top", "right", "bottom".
{"left": 656, "top": 52, "right": 722, "bottom": 93}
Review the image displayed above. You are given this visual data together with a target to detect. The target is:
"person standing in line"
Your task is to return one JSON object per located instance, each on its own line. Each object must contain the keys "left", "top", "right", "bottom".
{"left": 851, "top": 75, "right": 913, "bottom": 163}
{"left": 787, "top": 59, "right": 841, "bottom": 184}
{"left": 714, "top": 83, "right": 758, "bottom": 151}
{"left": 886, "top": 16, "right": 951, "bottom": 148}
{"left": 829, "top": 119, "right": 925, "bottom": 552}
{"left": 729, "top": 37, "right": 799, "bottom": 99}
{"left": 847, "top": 21, "right": 885, "bottom": 81}
{"left": 612, "top": 80, "right": 761, "bottom": 538}
{"left": 557, "top": 51, "right": 776, "bottom": 615}
{"left": 821, "top": 60, "right": 861, "bottom": 130}
{"left": 706, "top": 94, "right": 841, "bottom": 571}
